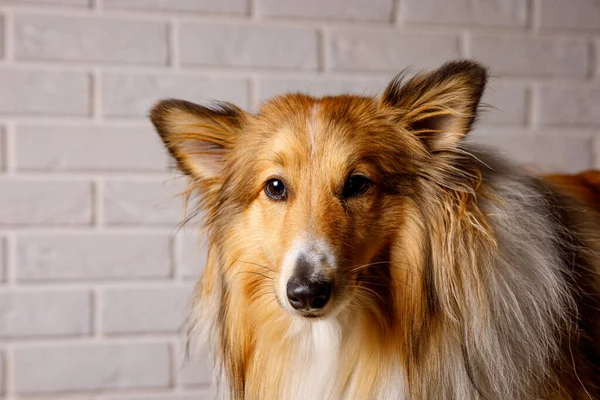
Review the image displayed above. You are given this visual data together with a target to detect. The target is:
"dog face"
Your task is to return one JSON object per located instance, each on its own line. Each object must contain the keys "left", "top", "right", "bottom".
{"left": 151, "top": 61, "right": 486, "bottom": 320}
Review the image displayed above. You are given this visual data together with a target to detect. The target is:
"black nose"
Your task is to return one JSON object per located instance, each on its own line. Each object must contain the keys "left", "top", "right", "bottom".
{"left": 286, "top": 277, "right": 332, "bottom": 311}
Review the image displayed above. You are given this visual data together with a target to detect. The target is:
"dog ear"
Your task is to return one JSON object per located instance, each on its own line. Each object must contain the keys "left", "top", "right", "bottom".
{"left": 150, "top": 99, "right": 247, "bottom": 181}
{"left": 380, "top": 60, "right": 487, "bottom": 153}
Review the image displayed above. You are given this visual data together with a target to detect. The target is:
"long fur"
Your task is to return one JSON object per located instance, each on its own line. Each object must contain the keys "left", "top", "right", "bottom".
{"left": 151, "top": 60, "right": 600, "bottom": 399}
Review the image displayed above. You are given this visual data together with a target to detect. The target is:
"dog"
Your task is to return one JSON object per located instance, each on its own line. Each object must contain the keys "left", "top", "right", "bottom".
{"left": 150, "top": 60, "right": 600, "bottom": 399}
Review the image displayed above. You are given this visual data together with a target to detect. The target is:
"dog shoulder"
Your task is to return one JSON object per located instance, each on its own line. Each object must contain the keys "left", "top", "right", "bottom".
{"left": 544, "top": 170, "right": 600, "bottom": 212}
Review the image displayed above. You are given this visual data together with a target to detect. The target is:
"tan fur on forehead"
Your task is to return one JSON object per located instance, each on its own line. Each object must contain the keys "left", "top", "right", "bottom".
{"left": 218, "top": 94, "right": 424, "bottom": 206}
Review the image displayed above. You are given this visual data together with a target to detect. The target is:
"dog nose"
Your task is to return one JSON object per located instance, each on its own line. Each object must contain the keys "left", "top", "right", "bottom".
{"left": 286, "top": 277, "right": 332, "bottom": 311}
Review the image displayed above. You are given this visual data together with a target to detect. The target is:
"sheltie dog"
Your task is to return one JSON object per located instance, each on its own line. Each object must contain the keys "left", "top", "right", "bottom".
{"left": 151, "top": 60, "right": 600, "bottom": 399}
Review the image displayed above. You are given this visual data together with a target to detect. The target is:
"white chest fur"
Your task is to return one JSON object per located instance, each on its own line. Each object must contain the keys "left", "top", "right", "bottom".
{"left": 283, "top": 319, "right": 342, "bottom": 400}
{"left": 282, "top": 319, "right": 407, "bottom": 400}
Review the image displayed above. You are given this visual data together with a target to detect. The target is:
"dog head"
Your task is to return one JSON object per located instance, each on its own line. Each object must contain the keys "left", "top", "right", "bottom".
{"left": 151, "top": 60, "right": 487, "bottom": 320}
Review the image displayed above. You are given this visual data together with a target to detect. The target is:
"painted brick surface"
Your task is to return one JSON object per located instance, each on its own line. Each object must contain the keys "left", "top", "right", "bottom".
{"left": 470, "top": 130, "right": 593, "bottom": 173}
{"left": 0, "top": 180, "right": 92, "bottom": 226}
{"left": 595, "top": 137, "right": 600, "bottom": 169}
{"left": 13, "top": 342, "right": 170, "bottom": 394}
{"left": 482, "top": 82, "right": 528, "bottom": 125}
{"left": 15, "top": 15, "right": 168, "bottom": 65}
{"left": 0, "top": 289, "right": 91, "bottom": 337}
{"left": 0, "top": 128, "right": 4, "bottom": 171}
{"left": 16, "top": 125, "right": 169, "bottom": 172}
{"left": 16, "top": 234, "right": 172, "bottom": 281}
{"left": 470, "top": 35, "right": 589, "bottom": 77}
{"left": 103, "top": 179, "right": 185, "bottom": 226}
{"left": 540, "top": 0, "right": 600, "bottom": 31}
{"left": 260, "top": 0, "right": 394, "bottom": 21}
{"left": 401, "top": 0, "right": 528, "bottom": 27}
{"left": 103, "top": 0, "right": 248, "bottom": 14}
{"left": 176, "top": 342, "right": 213, "bottom": 387}
{"left": 0, "top": 69, "right": 89, "bottom": 116}
{"left": 100, "top": 394, "right": 213, "bottom": 400}
{"left": 0, "top": 0, "right": 89, "bottom": 5}
{"left": 1, "top": 0, "right": 598, "bottom": 398}
{"left": 0, "top": 237, "right": 5, "bottom": 282}
{"left": 180, "top": 231, "right": 209, "bottom": 280}
{"left": 538, "top": 85, "right": 600, "bottom": 126}
{"left": 102, "top": 285, "right": 193, "bottom": 334}
{"left": 103, "top": 73, "right": 250, "bottom": 117}
{"left": 329, "top": 30, "right": 461, "bottom": 72}
{"left": 179, "top": 23, "right": 319, "bottom": 69}
{"left": 0, "top": 351, "right": 4, "bottom": 396}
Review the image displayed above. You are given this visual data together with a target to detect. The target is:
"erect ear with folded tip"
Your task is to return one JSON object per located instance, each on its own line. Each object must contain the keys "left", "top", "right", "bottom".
{"left": 150, "top": 99, "right": 248, "bottom": 183}
{"left": 380, "top": 60, "right": 488, "bottom": 153}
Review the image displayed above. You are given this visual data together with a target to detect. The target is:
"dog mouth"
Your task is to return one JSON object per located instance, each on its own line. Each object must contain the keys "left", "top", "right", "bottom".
{"left": 296, "top": 310, "right": 326, "bottom": 319}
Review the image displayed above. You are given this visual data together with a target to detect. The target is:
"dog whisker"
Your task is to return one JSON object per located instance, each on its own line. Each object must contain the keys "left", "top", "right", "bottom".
{"left": 233, "top": 270, "right": 274, "bottom": 280}
{"left": 235, "top": 259, "right": 276, "bottom": 273}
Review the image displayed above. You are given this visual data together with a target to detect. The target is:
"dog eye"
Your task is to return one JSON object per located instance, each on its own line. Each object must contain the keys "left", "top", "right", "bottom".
{"left": 342, "top": 175, "right": 371, "bottom": 199}
{"left": 265, "top": 178, "right": 287, "bottom": 201}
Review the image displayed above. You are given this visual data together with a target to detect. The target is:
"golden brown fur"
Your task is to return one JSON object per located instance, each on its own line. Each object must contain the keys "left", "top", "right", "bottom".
{"left": 151, "top": 60, "right": 600, "bottom": 399}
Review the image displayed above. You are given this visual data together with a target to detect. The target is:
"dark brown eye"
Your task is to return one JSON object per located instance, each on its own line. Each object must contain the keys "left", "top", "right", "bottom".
{"left": 343, "top": 175, "right": 371, "bottom": 199}
{"left": 265, "top": 178, "right": 287, "bottom": 201}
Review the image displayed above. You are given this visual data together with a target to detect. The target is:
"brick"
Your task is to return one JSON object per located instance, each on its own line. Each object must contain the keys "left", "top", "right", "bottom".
{"left": 14, "top": 342, "right": 170, "bottom": 394}
{"left": 16, "top": 125, "right": 169, "bottom": 172}
{"left": 16, "top": 234, "right": 171, "bottom": 281}
{"left": 0, "top": 0, "right": 89, "bottom": 5}
{"left": 179, "top": 23, "right": 318, "bottom": 69}
{"left": 0, "top": 351, "right": 3, "bottom": 395}
{"left": 538, "top": 85, "right": 600, "bottom": 126}
{"left": 260, "top": 0, "right": 393, "bottom": 21}
{"left": 258, "top": 76, "right": 388, "bottom": 103}
{"left": 104, "top": 0, "right": 247, "bottom": 14}
{"left": 401, "top": 0, "right": 527, "bottom": 27}
{"left": 469, "top": 130, "right": 593, "bottom": 173}
{"left": 0, "top": 18, "right": 4, "bottom": 58}
{"left": 104, "top": 180, "right": 186, "bottom": 226}
{"left": 103, "top": 73, "right": 249, "bottom": 117}
{"left": 15, "top": 15, "right": 168, "bottom": 65}
{"left": 180, "top": 231, "right": 209, "bottom": 280}
{"left": 540, "top": 0, "right": 600, "bottom": 31}
{"left": 0, "top": 127, "right": 4, "bottom": 171}
{"left": 0, "top": 289, "right": 90, "bottom": 337}
{"left": 103, "top": 394, "right": 213, "bottom": 400}
{"left": 471, "top": 35, "right": 588, "bottom": 78}
{"left": 597, "top": 40, "right": 600, "bottom": 78}
{"left": 0, "top": 69, "right": 89, "bottom": 116}
{"left": 177, "top": 341, "right": 213, "bottom": 387}
{"left": 330, "top": 30, "right": 460, "bottom": 72}
{"left": 0, "top": 180, "right": 92, "bottom": 226}
{"left": 0, "top": 237, "right": 5, "bottom": 282}
{"left": 595, "top": 137, "right": 600, "bottom": 169}
{"left": 102, "top": 284, "right": 193, "bottom": 334}
{"left": 481, "top": 82, "right": 527, "bottom": 125}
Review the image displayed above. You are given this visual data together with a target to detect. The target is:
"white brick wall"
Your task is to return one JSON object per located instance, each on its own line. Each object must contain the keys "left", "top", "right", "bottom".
{"left": 260, "top": 0, "right": 394, "bottom": 22}
{"left": 0, "top": 0, "right": 598, "bottom": 399}
{"left": 102, "top": 74, "right": 250, "bottom": 117}
{"left": 16, "top": 234, "right": 172, "bottom": 281}
{"left": 0, "top": 289, "right": 91, "bottom": 337}
{"left": 178, "top": 23, "right": 319, "bottom": 69}
{"left": 0, "top": 69, "right": 90, "bottom": 116}
{"left": 329, "top": 30, "right": 461, "bottom": 71}
{"left": 13, "top": 342, "right": 171, "bottom": 394}
{"left": 401, "top": 0, "right": 528, "bottom": 26}
{"left": 0, "top": 180, "right": 92, "bottom": 226}
{"left": 15, "top": 15, "right": 169, "bottom": 65}
{"left": 16, "top": 125, "right": 170, "bottom": 172}
{"left": 101, "top": 284, "right": 192, "bottom": 334}
{"left": 103, "top": 180, "right": 185, "bottom": 226}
